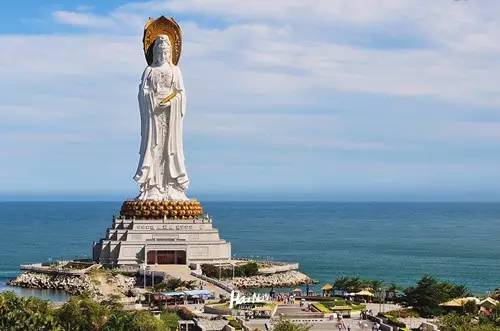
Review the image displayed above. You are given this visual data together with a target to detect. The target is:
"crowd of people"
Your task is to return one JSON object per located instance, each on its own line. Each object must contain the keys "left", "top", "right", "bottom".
{"left": 270, "top": 292, "right": 296, "bottom": 304}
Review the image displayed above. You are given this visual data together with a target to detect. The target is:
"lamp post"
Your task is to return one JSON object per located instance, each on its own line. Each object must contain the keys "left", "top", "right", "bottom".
{"left": 142, "top": 244, "right": 148, "bottom": 290}
{"left": 141, "top": 264, "right": 147, "bottom": 290}
{"left": 146, "top": 265, "right": 152, "bottom": 306}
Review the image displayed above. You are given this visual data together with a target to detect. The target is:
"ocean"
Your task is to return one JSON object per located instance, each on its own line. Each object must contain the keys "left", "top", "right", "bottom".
{"left": 1, "top": 201, "right": 499, "bottom": 299}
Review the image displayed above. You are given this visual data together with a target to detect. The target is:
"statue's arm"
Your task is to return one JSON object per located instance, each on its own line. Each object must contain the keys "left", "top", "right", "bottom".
{"left": 138, "top": 67, "right": 152, "bottom": 153}
{"left": 138, "top": 67, "right": 151, "bottom": 99}
{"left": 139, "top": 67, "right": 156, "bottom": 112}
{"left": 174, "top": 66, "right": 186, "bottom": 117}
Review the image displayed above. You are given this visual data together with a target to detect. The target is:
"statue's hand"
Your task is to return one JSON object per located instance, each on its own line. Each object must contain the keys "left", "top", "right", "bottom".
{"left": 159, "top": 90, "right": 177, "bottom": 106}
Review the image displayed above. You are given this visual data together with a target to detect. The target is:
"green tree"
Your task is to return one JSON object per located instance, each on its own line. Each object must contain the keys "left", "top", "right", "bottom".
{"left": 334, "top": 276, "right": 363, "bottom": 292}
{"left": 56, "top": 294, "right": 109, "bottom": 331}
{"left": 273, "top": 319, "right": 311, "bottom": 331}
{"left": 127, "top": 311, "right": 166, "bottom": 331}
{"left": 235, "top": 262, "right": 259, "bottom": 277}
{"left": 463, "top": 299, "right": 479, "bottom": 315}
{"left": 439, "top": 313, "right": 499, "bottom": 331}
{"left": 102, "top": 309, "right": 133, "bottom": 331}
{"left": 102, "top": 309, "right": 169, "bottom": 331}
{"left": 490, "top": 303, "right": 500, "bottom": 327}
{"left": 401, "top": 275, "right": 471, "bottom": 317}
{"left": 491, "top": 289, "right": 500, "bottom": 301}
{"left": 1, "top": 291, "right": 182, "bottom": 331}
{"left": 364, "top": 279, "right": 384, "bottom": 292}
{"left": 160, "top": 311, "right": 180, "bottom": 331}
{"left": 0, "top": 291, "right": 62, "bottom": 331}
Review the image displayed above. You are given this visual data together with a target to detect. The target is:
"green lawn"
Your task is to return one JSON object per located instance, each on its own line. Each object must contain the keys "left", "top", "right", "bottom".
{"left": 311, "top": 302, "right": 331, "bottom": 313}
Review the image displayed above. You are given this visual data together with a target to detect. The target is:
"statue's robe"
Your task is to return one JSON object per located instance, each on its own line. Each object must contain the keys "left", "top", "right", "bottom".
{"left": 134, "top": 64, "right": 189, "bottom": 200}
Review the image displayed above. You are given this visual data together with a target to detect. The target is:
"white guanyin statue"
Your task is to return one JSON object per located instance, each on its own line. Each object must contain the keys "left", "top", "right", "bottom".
{"left": 134, "top": 17, "right": 189, "bottom": 201}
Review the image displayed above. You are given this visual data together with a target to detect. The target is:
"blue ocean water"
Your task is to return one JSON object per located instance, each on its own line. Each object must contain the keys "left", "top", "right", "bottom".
{"left": 0, "top": 202, "right": 499, "bottom": 296}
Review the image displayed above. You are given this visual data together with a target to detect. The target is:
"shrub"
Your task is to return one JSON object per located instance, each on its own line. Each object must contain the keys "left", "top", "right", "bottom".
{"left": 201, "top": 262, "right": 259, "bottom": 279}
{"left": 384, "top": 308, "right": 419, "bottom": 318}
{"left": 350, "top": 303, "right": 366, "bottom": 311}
{"left": 439, "top": 313, "right": 499, "bottom": 331}
{"left": 228, "top": 318, "right": 243, "bottom": 330}
{"left": 273, "top": 319, "right": 311, "bottom": 331}
{"left": 324, "top": 299, "right": 348, "bottom": 307}
{"left": 323, "top": 300, "right": 365, "bottom": 311}
{"left": 153, "top": 277, "right": 196, "bottom": 291}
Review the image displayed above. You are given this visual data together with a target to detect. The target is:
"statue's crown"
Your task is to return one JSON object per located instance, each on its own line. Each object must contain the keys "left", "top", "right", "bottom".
{"left": 143, "top": 16, "right": 182, "bottom": 65}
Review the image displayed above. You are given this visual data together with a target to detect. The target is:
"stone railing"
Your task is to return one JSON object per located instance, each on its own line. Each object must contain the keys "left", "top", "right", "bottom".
{"left": 190, "top": 271, "right": 234, "bottom": 294}
{"left": 367, "top": 315, "right": 394, "bottom": 331}
{"left": 258, "top": 262, "right": 299, "bottom": 274}
{"left": 20, "top": 262, "right": 99, "bottom": 276}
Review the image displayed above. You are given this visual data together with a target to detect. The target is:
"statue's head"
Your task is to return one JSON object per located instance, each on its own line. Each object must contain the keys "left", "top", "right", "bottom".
{"left": 152, "top": 35, "right": 172, "bottom": 66}
{"left": 143, "top": 17, "right": 182, "bottom": 65}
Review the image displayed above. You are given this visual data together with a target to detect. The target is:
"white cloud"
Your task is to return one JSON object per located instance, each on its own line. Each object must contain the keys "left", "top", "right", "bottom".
{"left": 188, "top": 113, "right": 388, "bottom": 151}
{"left": 2, "top": 1, "right": 500, "bottom": 196}
{"left": 121, "top": 0, "right": 419, "bottom": 25}
{"left": 48, "top": 1, "right": 500, "bottom": 107}
{"left": 52, "top": 10, "right": 114, "bottom": 29}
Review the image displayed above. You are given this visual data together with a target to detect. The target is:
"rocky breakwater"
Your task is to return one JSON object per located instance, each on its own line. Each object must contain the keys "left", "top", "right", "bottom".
{"left": 8, "top": 272, "right": 99, "bottom": 296}
{"left": 229, "top": 270, "right": 312, "bottom": 289}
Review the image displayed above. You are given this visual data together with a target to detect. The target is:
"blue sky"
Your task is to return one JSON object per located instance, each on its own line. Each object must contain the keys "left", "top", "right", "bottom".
{"left": 2, "top": 1, "right": 500, "bottom": 201}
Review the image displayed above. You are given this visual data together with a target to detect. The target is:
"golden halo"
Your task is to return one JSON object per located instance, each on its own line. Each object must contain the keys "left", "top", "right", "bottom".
{"left": 143, "top": 16, "right": 182, "bottom": 65}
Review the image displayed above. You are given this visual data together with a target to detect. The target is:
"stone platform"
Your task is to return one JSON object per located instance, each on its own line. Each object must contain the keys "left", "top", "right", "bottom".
{"left": 93, "top": 214, "right": 231, "bottom": 266}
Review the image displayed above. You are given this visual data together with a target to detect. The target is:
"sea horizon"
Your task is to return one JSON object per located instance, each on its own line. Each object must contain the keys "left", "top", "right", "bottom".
{"left": 3, "top": 198, "right": 500, "bottom": 203}
{"left": 1, "top": 201, "right": 499, "bottom": 295}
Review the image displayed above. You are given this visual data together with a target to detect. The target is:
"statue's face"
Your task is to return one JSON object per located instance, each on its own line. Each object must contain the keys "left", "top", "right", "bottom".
{"left": 153, "top": 35, "right": 171, "bottom": 63}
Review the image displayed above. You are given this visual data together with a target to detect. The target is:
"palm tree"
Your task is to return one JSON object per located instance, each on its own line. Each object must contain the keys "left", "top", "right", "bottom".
{"left": 366, "top": 279, "right": 385, "bottom": 292}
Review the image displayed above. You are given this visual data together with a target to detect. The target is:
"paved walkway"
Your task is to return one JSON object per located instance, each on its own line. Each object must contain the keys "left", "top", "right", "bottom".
{"left": 364, "top": 302, "right": 401, "bottom": 315}
{"left": 244, "top": 318, "right": 374, "bottom": 331}
{"left": 269, "top": 304, "right": 375, "bottom": 331}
